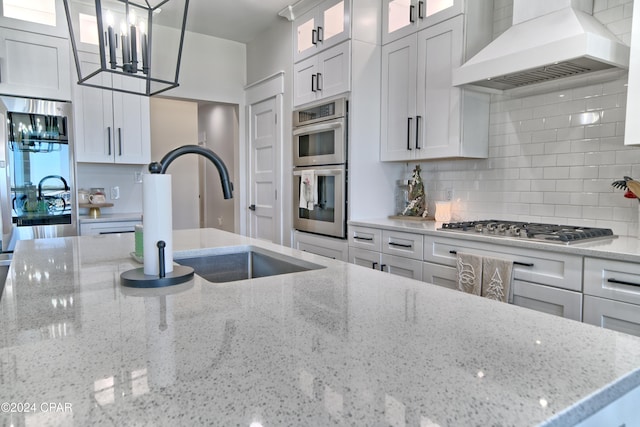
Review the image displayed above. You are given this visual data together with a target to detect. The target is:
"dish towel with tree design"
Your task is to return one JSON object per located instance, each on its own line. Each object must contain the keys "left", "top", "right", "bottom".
{"left": 481, "top": 257, "right": 513, "bottom": 303}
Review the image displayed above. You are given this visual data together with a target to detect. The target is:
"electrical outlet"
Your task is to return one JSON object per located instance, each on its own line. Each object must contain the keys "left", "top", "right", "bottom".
{"left": 217, "top": 217, "right": 223, "bottom": 226}
{"left": 134, "top": 171, "right": 143, "bottom": 183}
{"left": 445, "top": 188, "right": 453, "bottom": 201}
{"left": 111, "top": 186, "right": 120, "bottom": 200}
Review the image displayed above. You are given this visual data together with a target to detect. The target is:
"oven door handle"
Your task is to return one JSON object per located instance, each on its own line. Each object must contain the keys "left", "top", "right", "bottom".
{"left": 293, "top": 121, "right": 343, "bottom": 136}
{"left": 294, "top": 169, "right": 343, "bottom": 176}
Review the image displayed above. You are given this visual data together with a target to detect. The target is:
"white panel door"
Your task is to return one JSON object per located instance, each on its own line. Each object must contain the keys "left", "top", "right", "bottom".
{"left": 248, "top": 97, "right": 277, "bottom": 242}
{"left": 416, "top": 15, "right": 463, "bottom": 159}
{"left": 380, "top": 34, "right": 417, "bottom": 161}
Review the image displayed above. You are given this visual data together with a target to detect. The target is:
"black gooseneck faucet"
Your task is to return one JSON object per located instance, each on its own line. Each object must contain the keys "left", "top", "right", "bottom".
{"left": 148, "top": 144, "right": 234, "bottom": 199}
{"left": 146, "top": 145, "right": 234, "bottom": 281}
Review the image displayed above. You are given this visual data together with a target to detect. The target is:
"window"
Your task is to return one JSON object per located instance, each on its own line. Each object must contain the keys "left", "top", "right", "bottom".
{"left": 3, "top": 0, "right": 56, "bottom": 26}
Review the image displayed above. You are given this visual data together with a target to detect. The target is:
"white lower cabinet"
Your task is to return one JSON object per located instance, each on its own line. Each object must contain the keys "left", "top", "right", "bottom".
{"left": 348, "top": 240, "right": 422, "bottom": 280}
{"left": 511, "top": 280, "right": 582, "bottom": 321}
{"left": 293, "top": 231, "right": 348, "bottom": 261}
{"left": 583, "top": 257, "right": 640, "bottom": 337}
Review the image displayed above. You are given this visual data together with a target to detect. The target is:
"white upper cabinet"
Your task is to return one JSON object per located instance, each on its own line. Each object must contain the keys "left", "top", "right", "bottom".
{"left": 625, "top": 0, "right": 640, "bottom": 146}
{"left": 0, "top": 27, "right": 71, "bottom": 100}
{"left": 74, "top": 52, "right": 150, "bottom": 165}
{"left": 294, "top": 41, "right": 350, "bottom": 107}
{"left": 381, "top": 10, "right": 491, "bottom": 161}
{"left": 294, "top": 0, "right": 351, "bottom": 63}
{"left": 382, "top": 0, "right": 463, "bottom": 45}
{"left": 0, "top": 0, "right": 69, "bottom": 38}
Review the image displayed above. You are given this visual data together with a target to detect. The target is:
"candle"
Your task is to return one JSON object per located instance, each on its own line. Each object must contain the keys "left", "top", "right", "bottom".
{"left": 105, "top": 11, "right": 116, "bottom": 69}
{"left": 140, "top": 21, "right": 149, "bottom": 74}
{"left": 129, "top": 10, "right": 138, "bottom": 72}
{"left": 120, "top": 21, "right": 130, "bottom": 72}
{"left": 130, "top": 24, "right": 138, "bottom": 71}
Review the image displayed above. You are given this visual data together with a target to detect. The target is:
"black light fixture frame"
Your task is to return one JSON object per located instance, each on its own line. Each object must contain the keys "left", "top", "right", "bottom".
{"left": 63, "top": 0, "right": 189, "bottom": 97}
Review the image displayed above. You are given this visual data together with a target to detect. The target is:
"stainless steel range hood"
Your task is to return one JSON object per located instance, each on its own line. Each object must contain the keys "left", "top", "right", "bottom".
{"left": 452, "top": 0, "right": 630, "bottom": 91}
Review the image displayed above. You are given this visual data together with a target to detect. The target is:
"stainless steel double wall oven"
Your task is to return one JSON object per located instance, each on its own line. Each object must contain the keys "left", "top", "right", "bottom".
{"left": 293, "top": 97, "right": 347, "bottom": 239}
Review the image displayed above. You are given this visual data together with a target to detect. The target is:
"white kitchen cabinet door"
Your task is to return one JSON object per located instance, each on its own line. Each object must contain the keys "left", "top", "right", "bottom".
{"left": 294, "top": 0, "right": 351, "bottom": 63}
{"left": 0, "top": 28, "right": 71, "bottom": 100}
{"left": 348, "top": 247, "right": 382, "bottom": 270}
{"left": 382, "top": 253, "right": 423, "bottom": 280}
{"left": 422, "top": 261, "right": 457, "bottom": 290}
{"left": 511, "top": 280, "right": 582, "bottom": 321}
{"left": 583, "top": 295, "right": 640, "bottom": 338}
{"left": 382, "top": 0, "right": 464, "bottom": 45}
{"left": 380, "top": 34, "right": 417, "bottom": 161}
{"left": 416, "top": 15, "right": 488, "bottom": 159}
{"left": 74, "top": 52, "right": 150, "bottom": 164}
{"left": 293, "top": 41, "right": 350, "bottom": 107}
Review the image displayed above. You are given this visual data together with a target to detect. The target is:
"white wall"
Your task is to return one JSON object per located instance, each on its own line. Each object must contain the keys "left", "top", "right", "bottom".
{"left": 76, "top": 163, "right": 145, "bottom": 214}
{"left": 420, "top": 0, "right": 639, "bottom": 236}
{"left": 150, "top": 98, "right": 199, "bottom": 230}
{"left": 198, "top": 103, "right": 237, "bottom": 232}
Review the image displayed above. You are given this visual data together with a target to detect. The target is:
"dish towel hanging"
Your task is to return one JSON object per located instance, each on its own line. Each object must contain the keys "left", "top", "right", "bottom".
{"left": 456, "top": 252, "right": 482, "bottom": 296}
{"left": 481, "top": 256, "right": 514, "bottom": 303}
{"left": 299, "top": 170, "right": 317, "bottom": 211}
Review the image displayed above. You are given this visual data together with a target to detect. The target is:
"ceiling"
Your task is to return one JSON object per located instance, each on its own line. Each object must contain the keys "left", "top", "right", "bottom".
{"left": 182, "top": 0, "right": 295, "bottom": 44}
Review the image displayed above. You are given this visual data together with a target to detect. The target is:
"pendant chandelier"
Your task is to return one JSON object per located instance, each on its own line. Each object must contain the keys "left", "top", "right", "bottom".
{"left": 63, "top": 0, "right": 189, "bottom": 96}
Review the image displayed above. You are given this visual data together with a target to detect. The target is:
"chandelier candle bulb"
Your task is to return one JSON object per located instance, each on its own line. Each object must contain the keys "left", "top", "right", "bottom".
{"left": 120, "top": 22, "right": 130, "bottom": 72}
{"left": 140, "top": 21, "right": 149, "bottom": 74}
{"left": 106, "top": 12, "right": 116, "bottom": 69}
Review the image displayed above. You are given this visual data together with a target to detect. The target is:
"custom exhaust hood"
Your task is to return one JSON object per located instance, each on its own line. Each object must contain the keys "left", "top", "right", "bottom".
{"left": 452, "top": 0, "right": 630, "bottom": 91}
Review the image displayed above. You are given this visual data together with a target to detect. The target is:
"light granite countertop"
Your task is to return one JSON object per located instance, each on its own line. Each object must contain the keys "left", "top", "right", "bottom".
{"left": 1, "top": 228, "right": 640, "bottom": 426}
{"left": 350, "top": 218, "right": 640, "bottom": 263}
{"left": 78, "top": 212, "right": 143, "bottom": 223}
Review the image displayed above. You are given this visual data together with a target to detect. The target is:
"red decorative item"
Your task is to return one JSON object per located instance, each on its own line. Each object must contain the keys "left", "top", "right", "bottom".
{"left": 624, "top": 189, "right": 637, "bottom": 198}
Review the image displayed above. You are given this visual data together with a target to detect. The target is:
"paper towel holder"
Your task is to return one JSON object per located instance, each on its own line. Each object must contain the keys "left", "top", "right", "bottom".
{"left": 121, "top": 240, "right": 194, "bottom": 288}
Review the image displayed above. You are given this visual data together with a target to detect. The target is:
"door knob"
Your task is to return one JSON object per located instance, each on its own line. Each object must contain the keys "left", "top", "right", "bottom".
{"left": 248, "top": 204, "right": 256, "bottom": 211}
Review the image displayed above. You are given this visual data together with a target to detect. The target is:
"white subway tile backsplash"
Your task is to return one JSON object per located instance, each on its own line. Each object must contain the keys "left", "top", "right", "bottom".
{"left": 419, "top": 0, "right": 637, "bottom": 235}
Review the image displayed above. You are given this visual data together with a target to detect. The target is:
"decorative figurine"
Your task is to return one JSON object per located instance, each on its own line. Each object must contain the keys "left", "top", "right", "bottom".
{"left": 402, "top": 165, "right": 427, "bottom": 218}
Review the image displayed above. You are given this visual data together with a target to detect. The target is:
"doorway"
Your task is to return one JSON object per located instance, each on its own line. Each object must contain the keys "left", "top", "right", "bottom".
{"left": 149, "top": 98, "right": 238, "bottom": 231}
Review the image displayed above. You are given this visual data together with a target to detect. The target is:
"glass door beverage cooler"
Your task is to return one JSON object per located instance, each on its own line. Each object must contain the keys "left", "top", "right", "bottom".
{"left": 0, "top": 96, "right": 77, "bottom": 252}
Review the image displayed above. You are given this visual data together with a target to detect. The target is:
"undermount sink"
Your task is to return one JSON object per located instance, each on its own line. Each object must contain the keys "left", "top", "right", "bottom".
{"left": 174, "top": 245, "right": 325, "bottom": 283}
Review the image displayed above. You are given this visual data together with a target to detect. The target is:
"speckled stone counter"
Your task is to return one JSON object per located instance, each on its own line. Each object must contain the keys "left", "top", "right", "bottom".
{"left": 1, "top": 229, "right": 639, "bottom": 426}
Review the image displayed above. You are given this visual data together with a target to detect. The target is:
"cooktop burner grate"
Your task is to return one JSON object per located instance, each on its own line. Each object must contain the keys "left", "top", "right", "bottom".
{"left": 440, "top": 220, "right": 615, "bottom": 244}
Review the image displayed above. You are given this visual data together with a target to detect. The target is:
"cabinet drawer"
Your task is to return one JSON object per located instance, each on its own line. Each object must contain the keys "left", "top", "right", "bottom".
{"left": 80, "top": 220, "right": 139, "bottom": 236}
{"left": 294, "top": 231, "right": 348, "bottom": 261}
{"left": 584, "top": 257, "right": 640, "bottom": 305}
{"left": 422, "top": 261, "right": 457, "bottom": 290}
{"left": 424, "top": 235, "right": 582, "bottom": 291}
{"left": 583, "top": 295, "right": 640, "bottom": 338}
{"left": 382, "top": 230, "right": 423, "bottom": 260}
{"left": 349, "top": 226, "right": 382, "bottom": 251}
{"left": 512, "top": 280, "right": 582, "bottom": 321}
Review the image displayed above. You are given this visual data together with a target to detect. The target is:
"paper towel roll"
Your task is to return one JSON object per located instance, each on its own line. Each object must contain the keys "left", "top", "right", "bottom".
{"left": 143, "top": 174, "right": 173, "bottom": 276}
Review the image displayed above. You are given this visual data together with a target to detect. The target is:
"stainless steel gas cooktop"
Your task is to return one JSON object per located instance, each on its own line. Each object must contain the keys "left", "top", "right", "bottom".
{"left": 439, "top": 220, "right": 616, "bottom": 244}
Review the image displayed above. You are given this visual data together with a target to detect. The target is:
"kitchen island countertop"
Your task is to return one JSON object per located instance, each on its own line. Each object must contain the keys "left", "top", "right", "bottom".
{"left": 1, "top": 228, "right": 639, "bottom": 426}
